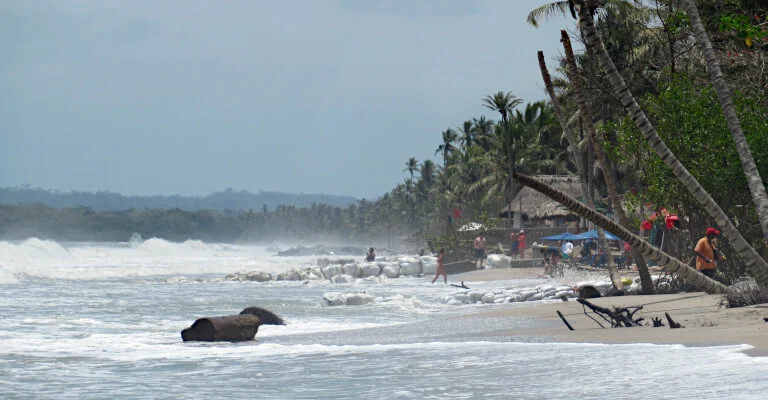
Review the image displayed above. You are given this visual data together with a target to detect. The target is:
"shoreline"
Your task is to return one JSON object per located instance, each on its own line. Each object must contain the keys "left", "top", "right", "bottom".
{"left": 450, "top": 268, "right": 768, "bottom": 357}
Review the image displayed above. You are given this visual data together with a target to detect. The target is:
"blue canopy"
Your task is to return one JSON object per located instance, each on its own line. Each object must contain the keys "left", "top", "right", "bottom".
{"left": 540, "top": 232, "right": 580, "bottom": 241}
{"left": 571, "top": 229, "right": 621, "bottom": 241}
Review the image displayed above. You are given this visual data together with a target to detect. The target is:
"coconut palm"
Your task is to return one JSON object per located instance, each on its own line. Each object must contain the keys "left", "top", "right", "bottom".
{"left": 561, "top": 30, "right": 654, "bottom": 293}
{"left": 471, "top": 116, "right": 494, "bottom": 151}
{"left": 435, "top": 129, "right": 458, "bottom": 166}
{"left": 571, "top": 0, "right": 768, "bottom": 285}
{"left": 514, "top": 172, "right": 730, "bottom": 294}
{"left": 680, "top": 0, "right": 768, "bottom": 244}
{"left": 482, "top": 91, "right": 522, "bottom": 123}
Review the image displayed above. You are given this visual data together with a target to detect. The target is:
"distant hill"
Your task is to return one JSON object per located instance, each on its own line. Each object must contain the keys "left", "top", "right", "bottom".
{"left": 0, "top": 186, "right": 357, "bottom": 212}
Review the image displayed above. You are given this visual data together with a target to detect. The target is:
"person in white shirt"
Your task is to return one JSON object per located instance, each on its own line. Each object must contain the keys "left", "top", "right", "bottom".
{"left": 561, "top": 240, "right": 574, "bottom": 259}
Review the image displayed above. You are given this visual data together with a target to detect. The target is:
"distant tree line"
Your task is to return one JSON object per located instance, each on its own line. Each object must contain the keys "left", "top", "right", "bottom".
{"left": 0, "top": 187, "right": 356, "bottom": 212}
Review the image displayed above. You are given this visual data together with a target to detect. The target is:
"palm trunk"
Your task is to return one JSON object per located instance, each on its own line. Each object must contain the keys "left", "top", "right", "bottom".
{"left": 513, "top": 173, "right": 731, "bottom": 294}
{"left": 561, "top": 31, "right": 654, "bottom": 294}
{"left": 538, "top": 49, "right": 603, "bottom": 260}
{"left": 680, "top": 0, "right": 768, "bottom": 245}
{"left": 538, "top": 51, "right": 590, "bottom": 208}
{"left": 573, "top": 0, "right": 768, "bottom": 286}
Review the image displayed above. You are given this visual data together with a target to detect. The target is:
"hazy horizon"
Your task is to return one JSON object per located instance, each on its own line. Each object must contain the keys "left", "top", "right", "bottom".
{"left": 2, "top": 0, "right": 569, "bottom": 200}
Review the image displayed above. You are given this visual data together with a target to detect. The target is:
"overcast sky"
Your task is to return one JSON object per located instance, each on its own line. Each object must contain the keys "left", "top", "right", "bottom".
{"left": 1, "top": 0, "right": 572, "bottom": 199}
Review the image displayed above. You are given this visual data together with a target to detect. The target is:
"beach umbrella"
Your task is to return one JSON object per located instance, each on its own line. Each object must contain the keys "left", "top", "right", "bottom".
{"left": 540, "top": 232, "right": 579, "bottom": 241}
{"left": 571, "top": 229, "right": 621, "bottom": 241}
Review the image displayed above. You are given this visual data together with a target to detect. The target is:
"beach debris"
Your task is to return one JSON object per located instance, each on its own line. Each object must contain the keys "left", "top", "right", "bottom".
{"left": 557, "top": 310, "right": 575, "bottom": 331}
{"left": 181, "top": 307, "right": 285, "bottom": 342}
{"left": 577, "top": 298, "right": 644, "bottom": 328}
{"left": 664, "top": 312, "right": 683, "bottom": 329}
{"left": 651, "top": 316, "right": 665, "bottom": 327}
{"left": 450, "top": 281, "right": 470, "bottom": 289}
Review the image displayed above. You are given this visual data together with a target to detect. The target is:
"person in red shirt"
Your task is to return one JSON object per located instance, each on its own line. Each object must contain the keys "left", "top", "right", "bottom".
{"left": 517, "top": 230, "right": 526, "bottom": 258}
{"left": 694, "top": 227, "right": 722, "bottom": 279}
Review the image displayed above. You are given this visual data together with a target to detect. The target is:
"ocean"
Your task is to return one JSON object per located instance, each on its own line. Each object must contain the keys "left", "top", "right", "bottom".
{"left": 1, "top": 238, "right": 767, "bottom": 399}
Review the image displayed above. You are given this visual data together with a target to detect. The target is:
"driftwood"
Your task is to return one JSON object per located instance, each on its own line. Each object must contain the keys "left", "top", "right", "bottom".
{"left": 182, "top": 306, "right": 285, "bottom": 342}
{"left": 665, "top": 312, "right": 683, "bottom": 329}
{"left": 450, "top": 281, "right": 470, "bottom": 289}
{"left": 577, "top": 298, "right": 644, "bottom": 328}
{"left": 652, "top": 316, "right": 665, "bottom": 327}
{"left": 181, "top": 315, "right": 261, "bottom": 342}
{"left": 557, "top": 310, "right": 575, "bottom": 331}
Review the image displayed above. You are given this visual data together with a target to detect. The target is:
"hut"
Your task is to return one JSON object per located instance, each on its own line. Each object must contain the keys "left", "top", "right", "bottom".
{"left": 500, "top": 175, "right": 585, "bottom": 228}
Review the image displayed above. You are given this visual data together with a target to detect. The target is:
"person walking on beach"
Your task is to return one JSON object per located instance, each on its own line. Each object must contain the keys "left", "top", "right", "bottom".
{"left": 509, "top": 232, "right": 519, "bottom": 258}
{"left": 431, "top": 248, "right": 447, "bottom": 284}
{"left": 517, "top": 230, "right": 526, "bottom": 258}
{"left": 695, "top": 227, "right": 723, "bottom": 279}
{"left": 473, "top": 232, "right": 486, "bottom": 269}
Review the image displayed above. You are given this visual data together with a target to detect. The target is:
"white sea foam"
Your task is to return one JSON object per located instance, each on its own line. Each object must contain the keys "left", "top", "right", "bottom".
{"left": 0, "top": 238, "right": 314, "bottom": 281}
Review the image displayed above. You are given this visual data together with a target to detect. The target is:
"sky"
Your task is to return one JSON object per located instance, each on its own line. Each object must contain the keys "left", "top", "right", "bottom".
{"left": 1, "top": 0, "right": 573, "bottom": 200}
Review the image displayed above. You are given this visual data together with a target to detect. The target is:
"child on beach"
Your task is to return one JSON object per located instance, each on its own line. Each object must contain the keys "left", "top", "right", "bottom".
{"left": 431, "top": 248, "right": 447, "bottom": 284}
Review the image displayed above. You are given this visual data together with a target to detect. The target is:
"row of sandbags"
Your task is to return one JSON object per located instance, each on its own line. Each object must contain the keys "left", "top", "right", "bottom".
{"left": 224, "top": 255, "right": 439, "bottom": 283}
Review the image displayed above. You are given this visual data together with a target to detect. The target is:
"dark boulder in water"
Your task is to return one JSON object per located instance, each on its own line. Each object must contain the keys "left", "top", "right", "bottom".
{"left": 239, "top": 306, "right": 285, "bottom": 325}
{"left": 181, "top": 307, "right": 285, "bottom": 342}
{"left": 181, "top": 315, "right": 261, "bottom": 342}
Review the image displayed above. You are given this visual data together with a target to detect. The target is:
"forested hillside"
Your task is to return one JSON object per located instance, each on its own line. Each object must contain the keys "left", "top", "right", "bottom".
{"left": 0, "top": 186, "right": 356, "bottom": 212}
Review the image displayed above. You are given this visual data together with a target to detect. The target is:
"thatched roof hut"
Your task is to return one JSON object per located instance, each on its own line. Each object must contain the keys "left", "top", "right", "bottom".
{"left": 500, "top": 175, "right": 582, "bottom": 223}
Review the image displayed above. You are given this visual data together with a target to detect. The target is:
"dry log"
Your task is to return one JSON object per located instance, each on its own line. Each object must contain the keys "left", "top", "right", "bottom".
{"left": 181, "top": 315, "right": 261, "bottom": 342}
{"left": 665, "top": 312, "right": 683, "bottom": 329}
{"left": 557, "top": 310, "right": 575, "bottom": 331}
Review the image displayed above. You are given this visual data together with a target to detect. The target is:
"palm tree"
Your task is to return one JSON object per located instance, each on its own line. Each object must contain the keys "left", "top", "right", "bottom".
{"left": 571, "top": 0, "right": 768, "bottom": 285}
{"left": 680, "top": 0, "right": 768, "bottom": 244}
{"left": 561, "top": 30, "right": 653, "bottom": 293}
{"left": 435, "top": 129, "right": 458, "bottom": 166}
{"left": 404, "top": 157, "right": 419, "bottom": 224}
{"left": 482, "top": 91, "right": 522, "bottom": 123}
{"left": 514, "top": 172, "right": 730, "bottom": 294}
{"left": 457, "top": 120, "right": 475, "bottom": 150}
{"left": 404, "top": 157, "right": 419, "bottom": 183}
{"left": 471, "top": 116, "right": 494, "bottom": 151}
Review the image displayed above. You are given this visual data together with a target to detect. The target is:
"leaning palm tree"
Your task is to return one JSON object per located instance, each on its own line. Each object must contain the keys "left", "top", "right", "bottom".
{"left": 571, "top": 0, "right": 768, "bottom": 285}
{"left": 482, "top": 91, "right": 522, "bottom": 123}
{"left": 435, "top": 129, "right": 458, "bottom": 166}
{"left": 514, "top": 172, "right": 730, "bottom": 294}
{"left": 680, "top": 0, "right": 768, "bottom": 244}
{"left": 561, "top": 30, "right": 654, "bottom": 293}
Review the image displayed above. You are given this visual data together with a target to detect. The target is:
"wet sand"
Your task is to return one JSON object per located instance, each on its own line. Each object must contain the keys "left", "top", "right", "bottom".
{"left": 453, "top": 266, "right": 768, "bottom": 357}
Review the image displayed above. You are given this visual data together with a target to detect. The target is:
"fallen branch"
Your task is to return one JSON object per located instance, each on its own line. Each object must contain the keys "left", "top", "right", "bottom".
{"left": 577, "top": 298, "right": 643, "bottom": 327}
{"left": 557, "top": 310, "right": 575, "bottom": 331}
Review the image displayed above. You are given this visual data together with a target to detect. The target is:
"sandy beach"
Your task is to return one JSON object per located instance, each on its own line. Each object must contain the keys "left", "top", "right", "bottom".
{"left": 453, "top": 267, "right": 768, "bottom": 357}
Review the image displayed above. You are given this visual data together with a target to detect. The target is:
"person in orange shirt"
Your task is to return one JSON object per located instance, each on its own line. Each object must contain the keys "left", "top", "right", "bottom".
{"left": 694, "top": 227, "right": 722, "bottom": 279}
